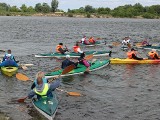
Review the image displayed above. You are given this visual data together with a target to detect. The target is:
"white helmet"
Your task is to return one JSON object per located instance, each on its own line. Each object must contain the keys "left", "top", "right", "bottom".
{"left": 66, "top": 55, "right": 70, "bottom": 58}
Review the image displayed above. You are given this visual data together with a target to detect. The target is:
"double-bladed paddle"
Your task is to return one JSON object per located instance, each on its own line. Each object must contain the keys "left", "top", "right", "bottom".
{"left": 17, "top": 64, "right": 81, "bottom": 102}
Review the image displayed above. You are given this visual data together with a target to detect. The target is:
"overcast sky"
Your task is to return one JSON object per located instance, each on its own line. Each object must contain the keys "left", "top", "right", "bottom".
{"left": 1, "top": 0, "right": 160, "bottom": 11}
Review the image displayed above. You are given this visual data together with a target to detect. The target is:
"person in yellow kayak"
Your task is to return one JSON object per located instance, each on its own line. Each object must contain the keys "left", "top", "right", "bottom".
{"left": 56, "top": 43, "right": 68, "bottom": 54}
{"left": 73, "top": 42, "right": 83, "bottom": 53}
{"left": 28, "top": 71, "right": 60, "bottom": 100}
{"left": 0, "top": 49, "right": 18, "bottom": 67}
{"left": 148, "top": 49, "right": 159, "bottom": 59}
{"left": 127, "top": 48, "right": 146, "bottom": 60}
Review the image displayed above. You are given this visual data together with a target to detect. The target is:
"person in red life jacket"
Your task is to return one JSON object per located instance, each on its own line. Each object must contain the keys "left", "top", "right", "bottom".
{"left": 0, "top": 49, "right": 18, "bottom": 67}
{"left": 148, "top": 49, "right": 159, "bottom": 59}
{"left": 61, "top": 55, "right": 78, "bottom": 69}
{"left": 78, "top": 52, "right": 90, "bottom": 72}
{"left": 88, "top": 37, "right": 96, "bottom": 44}
{"left": 56, "top": 43, "right": 68, "bottom": 54}
{"left": 127, "top": 48, "right": 146, "bottom": 60}
{"left": 73, "top": 43, "right": 83, "bottom": 53}
{"left": 28, "top": 71, "right": 60, "bottom": 100}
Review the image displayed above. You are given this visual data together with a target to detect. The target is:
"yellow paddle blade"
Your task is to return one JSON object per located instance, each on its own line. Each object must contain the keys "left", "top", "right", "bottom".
{"left": 84, "top": 54, "right": 93, "bottom": 60}
{"left": 67, "top": 92, "right": 82, "bottom": 96}
{"left": 16, "top": 73, "right": 30, "bottom": 81}
{"left": 61, "top": 64, "right": 75, "bottom": 75}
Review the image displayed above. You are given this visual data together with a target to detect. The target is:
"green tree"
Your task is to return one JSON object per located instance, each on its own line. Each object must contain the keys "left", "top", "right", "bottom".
{"left": 0, "top": 3, "right": 10, "bottom": 12}
{"left": 35, "top": 3, "right": 42, "bottom": 12}
{"left": 84, "top": 5, "right": 95, "bottom": 13}
{"left": 10, "top": 6, "right": 20, "bottom": 12}
{"left": 51, "top": 0, "right": 59, "bottom": 12}
{"left": 27, "top": 6, "right": 35, "bottom": 12}
{"left": 20, "top": 4, "right": 27, "bottom": 12}
{"left": 41, "top": 3, "right": 50, "bottom": 13}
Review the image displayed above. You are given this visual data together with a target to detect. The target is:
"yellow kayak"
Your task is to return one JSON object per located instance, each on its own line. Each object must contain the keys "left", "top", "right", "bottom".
{"left": 110, "top": 58, "right": 160, "bottom": 64}
{"left": 1, "top": 66, "right": 18, "bottom": 77}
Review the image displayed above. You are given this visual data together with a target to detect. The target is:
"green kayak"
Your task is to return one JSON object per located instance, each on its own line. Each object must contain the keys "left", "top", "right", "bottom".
{"left": 35, "top": 50, "right": 112, "bottom": 58}
{"left": 45, "top": 59, "right": 110, "bottom": 79}
{"left": 32, "top": 91, "right": 58, "bottom": 120}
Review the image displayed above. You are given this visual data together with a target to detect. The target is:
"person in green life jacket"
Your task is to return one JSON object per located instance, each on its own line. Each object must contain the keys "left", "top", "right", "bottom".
{"left": 0, "top": 49, "right": 18, "bottom": 67}
{"left": 28, "top": 71, "right": 60, "bottom": 100}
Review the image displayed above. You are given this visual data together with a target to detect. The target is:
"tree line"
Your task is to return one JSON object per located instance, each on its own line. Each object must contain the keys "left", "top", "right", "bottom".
{"left": 0, "top": 1, "right": 160, "bottom": 19}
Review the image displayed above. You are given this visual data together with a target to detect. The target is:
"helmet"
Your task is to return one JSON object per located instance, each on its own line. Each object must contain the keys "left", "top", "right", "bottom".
{"left": 66, "top": 55, "right": 70, "bottom": 58}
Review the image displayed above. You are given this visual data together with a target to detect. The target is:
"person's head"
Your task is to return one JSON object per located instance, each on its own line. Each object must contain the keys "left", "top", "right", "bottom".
{"left": 83, "top": 35, "right": 86, "bottom": 38}
{"left": 7, "top": 49, "right": 11, "bottom": 54}
{"left": 66, "top": 55, "right": 70, "bottom": 59}
{"left": 59, "top": 43, "right": 63, "bottom": 46}
{"left": 131, "top": 48, "right": 135, "bottom": 51}
{"left": 36, "top": 71, "right": 45, "bottom": 85}
{"left": 80, "top": 52, "right": 85, "bottom": 58}
{"left": 152, "top": 49, "right": 156, "bottom": 52}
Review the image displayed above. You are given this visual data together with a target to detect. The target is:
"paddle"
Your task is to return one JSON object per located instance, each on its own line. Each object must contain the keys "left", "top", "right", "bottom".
{"left": 19, "top": 64, "right": 34, "bottom": 70}
{"left": 17, "top": 64, "right": 80, "bottom": 102}
{"left": 84, "top": 54, "right": 93, "bottom": 60}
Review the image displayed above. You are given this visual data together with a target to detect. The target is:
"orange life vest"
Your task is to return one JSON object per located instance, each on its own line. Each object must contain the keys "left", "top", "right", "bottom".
{"left": 148, "top": 51, "right": 158, "bottom": 59}
{"left": 89, "top": 38, "right": 95, "bottom": 43}
{"left": 56, "top": 45, "right": 63, "bottom": 53}
{"left": 73, "top": 45, "right": 80, "bottom": 53}
{"left": 127, "top": 51, "right": 136, "bottom": 59}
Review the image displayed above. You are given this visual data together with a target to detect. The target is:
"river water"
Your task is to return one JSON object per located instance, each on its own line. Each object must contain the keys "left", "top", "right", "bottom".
{"left": 0, "top": 16, "right": 160, "bottom": 120}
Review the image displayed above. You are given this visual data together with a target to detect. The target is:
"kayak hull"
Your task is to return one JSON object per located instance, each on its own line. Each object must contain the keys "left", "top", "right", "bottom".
{"left": 35, "top": 51, "right": 111, "bottom": 58}
{"left": 110, "top": 58, "right": 160, "bottom": 64}
{"left": 45, "top": 59, "right": 110, "bottom": 79}
{"left": 32, "top": 92, "right": 58, "bottom": 120}
{"left": 1, "top": 66, "right": 18, "bottom": 77}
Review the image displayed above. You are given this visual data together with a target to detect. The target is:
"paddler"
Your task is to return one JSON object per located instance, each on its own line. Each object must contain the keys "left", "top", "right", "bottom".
{"left": 148, "top": 49, "right": 159, "bottom": 59}
{"left": 78, "top": 52, "right": 90, "bottom": 72}
{"left": 81, "top": 36, "right": 89, "bottom": 45}
{"left": 0, "top": 49, "right": 18, "bottom": 67}
{"left": 88, "top": 36, "right": 96, "bottom": 44}
{"left": 127, "top": 48, "right": 146, "bottom": 60}
{"left": 73, "top": 42, "right": 83, "bottom": 53}
{"left": 56, "top": 43, "right": 68, "bottom": 54}
{"left": 122, "top": 36, "right": 131, "bottom": 49}
{"left": 61, "top": 55, "right": 78, "bottom": 69}
{"left": 28, "top": 71, "right": 60, "bottom": 100}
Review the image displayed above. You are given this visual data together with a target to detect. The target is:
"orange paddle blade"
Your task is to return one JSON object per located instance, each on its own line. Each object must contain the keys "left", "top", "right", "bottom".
{"left": 61, "top": 64, "right": 75, "bottom": 75}
{"left": 16, "top": 73, "right": 30, "bottom": 81}
{"left": 84, "top": 54, "right": 93, "bottom": 60}
{"left": 17, "top": 96, "right": 27, "bottom": 103}
{"left": 67, "top": 92, "right": 81, "bottom": 96}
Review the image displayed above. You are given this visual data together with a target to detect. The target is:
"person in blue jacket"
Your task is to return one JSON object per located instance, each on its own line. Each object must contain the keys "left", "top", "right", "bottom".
{"left": 28, "top": 71, "right": 60, "bottom": 100}
{"left": 0, "top": 49, "right": 18, "bottom": 67}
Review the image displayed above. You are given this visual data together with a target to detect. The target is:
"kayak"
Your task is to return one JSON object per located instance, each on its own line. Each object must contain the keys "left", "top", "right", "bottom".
{"left": 35, "top": 50, "right": 112, "bottom": 58}
{"left": 45, "top": 59, "right": 110, "bottom": 79}
{"left": 32, "top": 91, "right": 58, "bottom": 120}
{"left": 110, "top": 58, "right": 160, "bottom": 64}
{"left": 137, "top": 45, "right": 160, "bottom": 51}
{"left": 1, "top": 66, "right": 18, "bottom": 77}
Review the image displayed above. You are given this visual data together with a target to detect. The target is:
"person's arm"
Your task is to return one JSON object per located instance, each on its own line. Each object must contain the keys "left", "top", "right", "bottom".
{"left": 77, "top": 48, "right": 83, "bottom": 53}
{"left": 49, "top": 79, "right": 61, "bottom": 91}
{"left": 31, "top": 83, "right": 36, "bottom": 89}
{"left": 28, "top": 90, "right": 36, "bottom": 99}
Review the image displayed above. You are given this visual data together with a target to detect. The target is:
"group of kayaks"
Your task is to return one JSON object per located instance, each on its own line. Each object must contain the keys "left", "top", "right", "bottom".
{"left": 33, "top": 45, "right": 160, "bottom": 119}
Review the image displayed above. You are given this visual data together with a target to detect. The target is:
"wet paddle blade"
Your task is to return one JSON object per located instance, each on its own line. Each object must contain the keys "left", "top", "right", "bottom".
{"left": 67, "top": 92, "right": 81, "bottom": 96}
{"left": 61, "top": 64, "right": 75, "bottom": 75}
{"left": 50, "top": 67, "right": 61, "bottom": 72}
{"left": 16, "top": 73, "right": 30, "bottom": 81}
{"left": 84, "top": 54, "right": 93, "bottom": 60}
{"left": 17, "top": 96, "right": 27, "bottom": 103}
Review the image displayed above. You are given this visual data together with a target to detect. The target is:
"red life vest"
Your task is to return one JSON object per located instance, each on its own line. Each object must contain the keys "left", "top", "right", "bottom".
{"left": 73, "top": 46, "right": 80, "bottom": 53}
{"left": 56, "top": 45, "right": 63, "bottom": 53}
{"left": 127, "top": 51, "right": 136, "bottom": 59}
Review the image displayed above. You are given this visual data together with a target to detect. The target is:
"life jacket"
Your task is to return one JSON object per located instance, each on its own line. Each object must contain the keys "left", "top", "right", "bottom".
{"left": 4, "top": 53, "right": 14, "bottom": 61}
{"left": 148, "top": 51, "right": 158, "bottom": 59}
{"left": 56, "top": 45, "right": 63, "bottom": 53}
{"left": 89, "top": 38, "right": 95, "bottom": 43}
{"left": 34, "top": 78, "right": 47, "bottom": 87}
{"left": 127, "top": 51, "right": 136, "bottom": 59}
{"left": 73, "top": 45, "right": 80, "bottom": 53}
{"left": 34, "top": 83, "right": 49, "bottom": 97}
{"left": 82, "top": 59, "right": 90, "bottom": 67}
